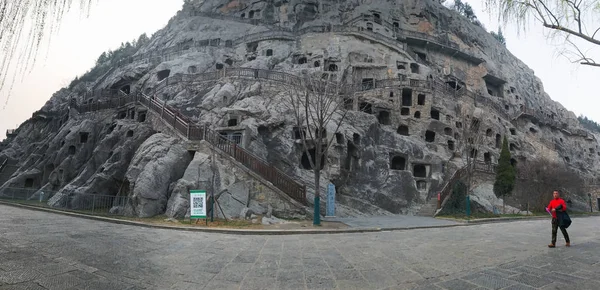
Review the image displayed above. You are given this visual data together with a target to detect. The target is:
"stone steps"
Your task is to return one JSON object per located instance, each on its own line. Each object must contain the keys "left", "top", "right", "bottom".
{"left": 416, "top": 198, "right": 438, "bottom": 217}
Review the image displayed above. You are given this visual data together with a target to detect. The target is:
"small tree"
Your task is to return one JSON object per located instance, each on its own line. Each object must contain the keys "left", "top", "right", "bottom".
{"left": 490, "top": 27, "right": 507, "bottom": 46}
{"left": 494, "top": 136, "right": 516, "bottom": 213}
{"left": 287, "top": 72, "right": 348, "bottom": 225}
{"left": 454, "top": 104, "right": 485, "bottom": 202}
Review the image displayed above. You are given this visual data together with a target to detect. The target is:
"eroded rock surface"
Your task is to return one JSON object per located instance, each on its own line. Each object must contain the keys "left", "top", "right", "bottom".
{"left": 1, "top": 0, "right": 597, "bottom": 217}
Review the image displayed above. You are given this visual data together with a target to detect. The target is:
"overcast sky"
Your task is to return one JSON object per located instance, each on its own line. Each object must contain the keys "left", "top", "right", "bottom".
{"left": 0, "top": 0, "right": 598, "bottom": 140}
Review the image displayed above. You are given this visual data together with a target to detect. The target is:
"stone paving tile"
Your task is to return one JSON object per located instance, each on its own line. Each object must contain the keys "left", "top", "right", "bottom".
{"left": 410, "top": 283, "right": 444, "bottom": 290}
{"left": 169, "top": 281, "right": 203, "bottom": 290}
{"left": 35, "top": 272, "right": 84, "bottom": 290}
{"left": 514, "top": 266, "right": 549, "bottom": 277}
{"left": 569, "top": 256, "right": 600, "bottom": 265}
{"left": 330, "top": 269, "right": 363, "bottom": 280}
{"left": 0, "top": 281, "right": 47, "bottom": 290}
{"left": 0, "top": 269, "right": 43, "bottom": 285}
{"left": 507, "top": 273, "right": 552, "bottom": 288}
{"left": 539, "top": 264, "right": 579, "bottom": 274}
{"left": 480, "top": 268, "right": 519, "bottom": 278}
{"left": 277, "top": 270, "right": 305, "bottom": 283}
{"left": 436, "top": 278, "right": 479, "bottom": 290}
{"left": 203, "top": 279, "right": 240, "bottom": 290}
{"left": 64, "top": 279, "right": 137, "bottom": 290}
{"left": 538, "top": 281, "right": 570, "bottom": 290}
{"left": 465, "top": 274, "right": 516, "bottom": 289}
{"left": 497, "top": 261, "right": 527, "bottom": 270}
{"left": 381, "top": 283, "right": 420, "bottom": 290}
{"left": 571, "top": 270, "right": 600, "bottom": 281}
{"left": 276, "top": 281, "right": 307, "bottom": 290}
{"left": 305, "top": 278, "right": 337, "bottom": 290}
{"left": 361, "top": 269, "right": 402, "bottom": 289}
{"left": 335, "top": 279, "right": 371, "bottom": 290}
{"left": 240, "top": 277, "right": 278, "bottom": 290}
{"left": 3, "top": 206, "right": 600, "bottom": 290}
{"left": 542, "top": 272, "right": 585, "bottom": 285}
{"left": 499, "top": 284, "right": 536, "bottom": 290}
{"left": 33, "top": 263, "right": 78, "bottom": 276}
{"left": 67, "top": 270, "right": 101, "bottom": 281}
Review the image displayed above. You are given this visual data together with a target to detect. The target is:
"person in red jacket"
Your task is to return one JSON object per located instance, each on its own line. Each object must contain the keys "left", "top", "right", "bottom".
{"left": 547, "top": 190, "right": 570, "bottom": 248}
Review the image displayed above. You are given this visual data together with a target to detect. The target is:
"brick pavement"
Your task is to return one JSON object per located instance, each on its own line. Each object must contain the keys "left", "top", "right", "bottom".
{"left": 0, "top": 205, "right": 599, "bottom": 289}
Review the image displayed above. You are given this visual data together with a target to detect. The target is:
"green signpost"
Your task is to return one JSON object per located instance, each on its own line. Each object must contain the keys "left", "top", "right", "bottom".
{"left": 190, "top": 190, "right": 207, "bottom": 220}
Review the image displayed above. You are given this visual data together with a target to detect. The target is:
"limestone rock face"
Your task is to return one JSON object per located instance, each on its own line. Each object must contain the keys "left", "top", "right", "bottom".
{"left": 2, "top": 0, "right": 599, "bottom": 218}
{"left": 166, "top": 141, "right": 307, "bottom": 219}
{"left": 125, "top": 134, "right": 193, "bottom": 217}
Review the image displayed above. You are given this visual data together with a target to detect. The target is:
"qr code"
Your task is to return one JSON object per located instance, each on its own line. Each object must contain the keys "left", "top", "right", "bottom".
{"left": 193, "top": 196, "right": 203, "bottom": 209}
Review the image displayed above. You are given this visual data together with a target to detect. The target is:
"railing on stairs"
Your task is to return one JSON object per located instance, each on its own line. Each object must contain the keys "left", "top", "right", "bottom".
{"left": 71, "top": 91, "right": 308, "bottom": 206}
{"left": 0, "top": 157, "right": 7, "bottom": 173}
{"left": 436, "top": 166, "right": 468, "bottom": 213}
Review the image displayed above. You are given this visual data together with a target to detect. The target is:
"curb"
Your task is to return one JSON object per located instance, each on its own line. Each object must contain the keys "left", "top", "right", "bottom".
{"left": 0, "top": 201, "right": 383, "bottom": 235}
{"left": 437, "top": 214, "right": 599, "bottom": 225}
{"left": 4, "top": 201, "right": 595, "bottom": 235}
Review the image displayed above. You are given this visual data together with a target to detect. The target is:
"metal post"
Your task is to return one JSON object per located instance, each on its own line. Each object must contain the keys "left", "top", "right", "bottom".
{"left": 92, "top": 195, "right": 95, "bottom": 214}
{"left": 210, "top": 192, "right": 214, "bottom": 222}
{"left": 186, "top": 123, "right": 190, "bottom": 139}
{"left": 465, "top": 195, "right": 471, "bottom": 217}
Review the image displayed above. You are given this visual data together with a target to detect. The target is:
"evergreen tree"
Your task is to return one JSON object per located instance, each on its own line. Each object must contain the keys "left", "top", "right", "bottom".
{"left": 494, "top": 136, "right": 516, "bottom": 213}
{"left": 490, "top": 27, "right": 507, "bottom": 46}
{"left": 96, "top": 52, "right": 108, "bottom": 65}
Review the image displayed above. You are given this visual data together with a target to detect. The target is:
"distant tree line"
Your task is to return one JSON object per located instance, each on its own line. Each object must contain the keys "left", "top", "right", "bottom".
{"left": 68, "top": 33, "right": 151, "bottom": 90}
{"left": 578, "top": 115, "right": 600, "bottom": 133}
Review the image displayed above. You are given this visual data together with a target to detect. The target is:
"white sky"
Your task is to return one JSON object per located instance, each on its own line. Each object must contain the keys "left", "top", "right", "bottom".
{"left": 0, "top": 0, "right": 598, "bottom": 140}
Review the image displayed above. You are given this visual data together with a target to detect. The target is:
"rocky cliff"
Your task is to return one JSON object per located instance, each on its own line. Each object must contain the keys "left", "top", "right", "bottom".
{"left": 0, "top": 0, "right": 597, "bottom": 218}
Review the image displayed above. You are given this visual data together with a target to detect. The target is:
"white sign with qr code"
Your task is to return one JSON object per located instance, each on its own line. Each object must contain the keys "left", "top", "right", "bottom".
{"left": 190, "top": 190, "right": 207, "bottom": 219}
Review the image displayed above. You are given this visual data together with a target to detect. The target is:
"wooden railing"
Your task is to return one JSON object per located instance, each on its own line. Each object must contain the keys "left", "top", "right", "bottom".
{"left": 437, "top": 166, "right": 468, "bottom": 211}
{"left": 106, "top": 15, "right": 480, "bottom": 72}
{"left": 473, "top": 161, "right": 497, "bottom": 174}
{"left": 0, "top": 157, "right": 7, "bottom": 173}
{"left": 70, "top": 91, "right": 308, "bottom": 205}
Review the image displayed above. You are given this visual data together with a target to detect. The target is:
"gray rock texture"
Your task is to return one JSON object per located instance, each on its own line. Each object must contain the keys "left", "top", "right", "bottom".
{"left": 125, "top": 133, "right": 192, "bottom": 217}
{"left": 1, "top": 0, "right": 599, "bottom": 217}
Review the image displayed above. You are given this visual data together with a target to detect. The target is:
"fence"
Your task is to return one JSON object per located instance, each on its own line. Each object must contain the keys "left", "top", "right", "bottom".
{"left": 0, "top": 187, "right": 130, "bottom": 215}
{"left": 0, "top": 188, "right": 57, "bottom": 202}
{"left": 203, "top": 127, "right": 307, "bottom": 204}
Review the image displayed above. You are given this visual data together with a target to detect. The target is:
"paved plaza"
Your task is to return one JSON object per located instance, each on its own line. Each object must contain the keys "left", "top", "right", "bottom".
{"left": 0, "top": 205, "right": 599, "bottom": 290}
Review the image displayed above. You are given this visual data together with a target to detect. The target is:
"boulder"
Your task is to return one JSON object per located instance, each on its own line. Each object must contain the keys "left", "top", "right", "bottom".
{"left": 125, "top": 134, "right": 192, "bottom": 217}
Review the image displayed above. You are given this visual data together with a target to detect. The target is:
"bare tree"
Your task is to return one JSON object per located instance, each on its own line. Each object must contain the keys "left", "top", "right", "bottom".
{"left": 286, "top": 72, "right": 349, "bottom": 225}
{"left": 485, "top": 0, "right": 600, "bottom": 67}
{"left": 453, "top": 104, "right": 485, "bottom": 201}
{"left": 516, "top": 157, "right": 583, "bottom": 212}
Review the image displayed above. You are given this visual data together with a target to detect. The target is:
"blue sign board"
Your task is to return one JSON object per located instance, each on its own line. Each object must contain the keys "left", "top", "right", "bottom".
{"left": 326, "top": 183, "right": 336, "bottom": 217}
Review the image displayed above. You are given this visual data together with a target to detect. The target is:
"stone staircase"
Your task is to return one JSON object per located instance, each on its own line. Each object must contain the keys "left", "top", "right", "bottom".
{"left": 415, "top": 165, "right": 469, "bottom": 217}
{"left": 416, "top": 197, "right": 438, "bottom": 217}
{"left": 73, "top": 92, "right": 308, "bottom": 206}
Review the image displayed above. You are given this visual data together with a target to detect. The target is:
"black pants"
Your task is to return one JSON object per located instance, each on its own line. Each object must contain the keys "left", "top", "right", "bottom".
{"left": 552, "top": 218, "right": 570, "bottom": 244}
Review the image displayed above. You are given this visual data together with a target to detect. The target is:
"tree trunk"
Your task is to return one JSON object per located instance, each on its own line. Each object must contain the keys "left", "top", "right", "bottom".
{"left": 502, "top": 197, "right": 505, "bottom": 214}
{"left": 314, "top": 169, "right": 321, "bottom": 225}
